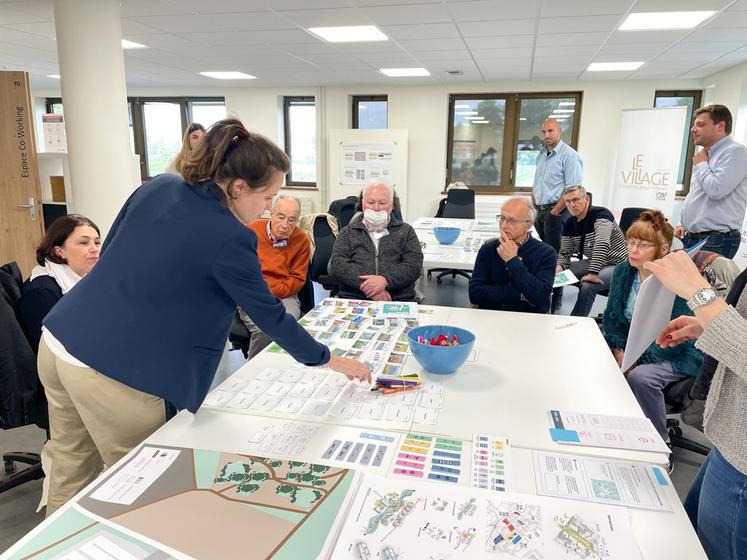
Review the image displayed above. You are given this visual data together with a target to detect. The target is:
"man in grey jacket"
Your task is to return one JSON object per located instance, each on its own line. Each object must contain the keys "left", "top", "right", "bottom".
{"left": 329, "top": 183, "right": 423, "bottom": 301}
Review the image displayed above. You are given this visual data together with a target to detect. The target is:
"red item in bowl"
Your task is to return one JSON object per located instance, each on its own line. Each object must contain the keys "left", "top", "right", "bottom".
{"left": 418, "top": 334, "right": 461, "bottom": 346}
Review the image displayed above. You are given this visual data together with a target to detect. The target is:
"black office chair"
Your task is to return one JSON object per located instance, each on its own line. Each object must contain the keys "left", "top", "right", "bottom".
{"left": 309, "top": 215, "right": 340, "bottom": 295}
{"left": 619, "top": 207, "right": 647, "bottom": 235}
{"left": 0, "top": 262, "right": 47, "bottom": 494}
{"left": 328, "top": 196, "right": 359, "bottom": 230}
{"left": 427, "top": 188, "right": 476, "bottom": 284}
{"left": 664, "top": 377, "right": 711, "bottom": 456}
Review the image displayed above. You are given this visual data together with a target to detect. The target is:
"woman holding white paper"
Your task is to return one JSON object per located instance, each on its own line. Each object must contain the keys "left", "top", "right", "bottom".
{"left": 646, "top": 250, "right": 747, "bottom": 560}
{"left": 602, "top": 210, "right": 703, "bottom": 444}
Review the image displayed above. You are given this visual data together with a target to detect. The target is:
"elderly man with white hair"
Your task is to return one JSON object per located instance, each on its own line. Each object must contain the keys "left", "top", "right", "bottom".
{"left": 239, "top": 195, "right": 310, "bottom": 358}
{"left": 469, "top": 197, "right": 557, "bottom": 313}
{"left": 329, "top": 182, "right": 423, "bottom": 301}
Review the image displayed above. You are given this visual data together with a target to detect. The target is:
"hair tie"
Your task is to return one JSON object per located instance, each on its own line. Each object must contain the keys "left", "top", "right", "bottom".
{"left": 237, "top": 127, "right": 249, "bottom": 139}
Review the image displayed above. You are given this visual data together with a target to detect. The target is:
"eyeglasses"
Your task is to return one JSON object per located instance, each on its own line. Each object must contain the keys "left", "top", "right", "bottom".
{"left": 626, "top": 240, "right": 657, "bottom": 250}
{"left": 564, "top": 195, "right": 586, "bottom": 206}
{"left": 496, "top": 214, "right": 532, "bottom": 226}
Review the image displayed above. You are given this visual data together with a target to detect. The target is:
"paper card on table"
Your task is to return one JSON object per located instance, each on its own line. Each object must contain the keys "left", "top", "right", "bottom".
{"left": 250, "top": 394, "right": 282, "bottom": 412}
{"left": 288, "top": 383, "right": 315, "bottom": 399}
{"left": 225, "top": 393, "right": 257, "bottom": 409}
{"left": 256, "top": 368, "right": 281, "bottom": 381}
{"left": 412, "top": 406, "right": 439, "bottom": 425}
{"left": 384, "top": 404, "right": 414, "bottom": 422}
{"left": 387, "top": 391, "right": 418, "bottom": 405}
{"left": 549, "top": 410, "right": 670, "bottom": 453}
{"left": 323, "top": 372, "right": 349, "bottom": 387}
{"left": 421, "top": 379, "right": 444, "bottom": 394}
{"left": 300, "top": 371, "right": 328, "bottom": 385}
{"left": 266, "top": 381, "right": 292, "bottom": 397}
{"left": 300, "top": 399, "right": 333, "bottom": 417}
{"left": 533, "top": 451, "right": 672, "bottom": 512}
{"left": 328, "top": 401, "right": 360, "bottom": 419}
{"left": 241, "top": 379, "right": 272, "bottom": 395}
{"left": 312, "top": 384, "right": 341, "bottom": 401}
{"left": 420, "top": 393, "right": 444, "bottom": 409}
{"left": 280, "top": 368, "right": 305, "bottom": 383}
{"left": 356, "top": 403, "right": 385, "bottom": 420}
{"left": 621, "top": 275, "right": 676, "bottom": 372}
{"left": 90, "top": 446, "right": 180, "bottom": 505}
{"left": 471, "top": 433, "right": 512, "bottom": 493}
{"left": 221, "top": 378, "right": 248, "bottom": 392}
{"left": 201, "top": 390, "right": 232, "bottom": 407}
{"left": 274, "top": 397, "right": 305, "bottom": 414}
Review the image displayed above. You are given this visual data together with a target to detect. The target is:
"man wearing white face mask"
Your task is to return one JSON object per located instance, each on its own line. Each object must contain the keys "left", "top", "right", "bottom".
{"left": 329, "top": 182, "right": 423, "bottom": 301}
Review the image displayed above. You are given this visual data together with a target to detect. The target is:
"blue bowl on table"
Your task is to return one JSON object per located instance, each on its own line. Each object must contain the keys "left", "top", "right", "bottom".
{"left": 433, "top": 226, "right": 460, "bottom": 245}
{"left": 406, "top": 325, "right": 476, "bottom": 374}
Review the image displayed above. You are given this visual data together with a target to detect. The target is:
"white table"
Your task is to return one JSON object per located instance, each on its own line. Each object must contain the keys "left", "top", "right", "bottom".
{"left": 417, "top": 307, "right": 670, "bottom": 465}
{"left": 208, "top": 303, "right": 668, "bottom": 466}
{"left": 146, "top": 409, "right": 705, "bottom": 560}
{"left": 413, "top": 217, "right": 499, "bottom": 270}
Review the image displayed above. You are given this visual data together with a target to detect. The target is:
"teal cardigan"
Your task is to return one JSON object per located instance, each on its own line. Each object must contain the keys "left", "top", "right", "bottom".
{"left": 603, "top": 261, "right": 703, "bottom": 376}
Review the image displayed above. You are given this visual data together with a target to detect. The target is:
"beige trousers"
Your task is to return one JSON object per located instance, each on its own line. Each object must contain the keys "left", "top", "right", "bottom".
{"left": 37, "top": 338, "right": 166, "bottom": 516}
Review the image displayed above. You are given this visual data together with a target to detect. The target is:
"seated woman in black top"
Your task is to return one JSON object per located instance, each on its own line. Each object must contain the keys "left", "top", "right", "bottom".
{"left": 21, "top": 214, "right": 100, "bottom": 352}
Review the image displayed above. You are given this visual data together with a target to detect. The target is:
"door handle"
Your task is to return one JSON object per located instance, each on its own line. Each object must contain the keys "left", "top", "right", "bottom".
{"left": 16, "top": 197, "right": 38, "bottom": 221}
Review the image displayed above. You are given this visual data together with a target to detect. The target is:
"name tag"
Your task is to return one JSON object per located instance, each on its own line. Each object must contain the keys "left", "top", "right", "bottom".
{"left": 272, "top": 239, "right": 288, "bottom": 248}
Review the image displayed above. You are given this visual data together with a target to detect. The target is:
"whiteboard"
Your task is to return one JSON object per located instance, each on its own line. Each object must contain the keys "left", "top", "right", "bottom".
{"left": 327, "top": 129, "right": 408, "bottom": 219}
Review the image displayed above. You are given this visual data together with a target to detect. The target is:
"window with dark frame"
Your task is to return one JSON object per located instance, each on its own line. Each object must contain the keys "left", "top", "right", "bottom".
{"left": 352, "top": 95, "right": 388, "bottom": 129}
{"left": 45, "top": 96, "right": 225, "bottom": 181}
{"left": 446, "top": 92, "right": 583, "bottom": 193}
{"left": 654, "top": 89, "right": 703, "bottom": 196}
{"left": 283, "top": 96, "right": 317, "bottom": 188}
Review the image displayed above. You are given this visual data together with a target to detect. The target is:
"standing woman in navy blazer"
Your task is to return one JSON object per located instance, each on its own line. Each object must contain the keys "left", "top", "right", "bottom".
{"left": 38, "top": 119, "right": 370, "bottom": 515}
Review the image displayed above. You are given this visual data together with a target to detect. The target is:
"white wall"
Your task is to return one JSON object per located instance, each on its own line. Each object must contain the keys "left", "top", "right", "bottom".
{"left": 36, "top": 69, "right": 747, "bottom": 226}
{"left": 226, "top": 78, "right": 703, "bottom": 220}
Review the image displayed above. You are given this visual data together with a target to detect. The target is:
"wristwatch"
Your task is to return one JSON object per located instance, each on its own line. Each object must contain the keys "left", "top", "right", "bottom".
{"left": 686, "top": 287, "right": 718, "bottom": 311}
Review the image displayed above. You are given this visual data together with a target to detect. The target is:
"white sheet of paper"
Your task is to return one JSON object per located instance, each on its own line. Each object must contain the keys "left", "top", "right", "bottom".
{"left": 201, "top": 390, "right": 232, "bottom": 407}
{"left": 225, "top": 393, "right": 257, "bottom": 409}
{"left": 357, "top": 403, "right": 385, "bottom": 420}
{"left": 412, "top": 406, "right": 439, "bottom": 425}
{"left": 241, "top": 379, "right": 272, "bottom": 394}
{"left": 420, "top": 393, "right": 444, "bottom": 409}
{"left": 549, "top": 410, "right": 671, "bottom": 453}
{"left": 328, "top": 401, "right": 360, "bottom": 419}
{"left": 256, "top": 368, "right": 281, "bottom": 381}
{"left": 274, "top": 396, "right": 305, "bottom": 414}
{"left": 250, "top": 394, "right": 282, "bottom": 411}
{"left": 384, "top": 404, "right": 414, "bottom": 422}
{"left": 78, "top": 535, "right": 142, "bottom": 560}
{"left": 533, "top": 451, "right": 671, "bottom": 511}
{"left": 89, "top": 447, "right": 180, "bottom": 505}
{"left": 301, "top": 399, "right": 333, "bottom": 416}
{"left": 621, "top": 275, "right": 676, "bottom": 372}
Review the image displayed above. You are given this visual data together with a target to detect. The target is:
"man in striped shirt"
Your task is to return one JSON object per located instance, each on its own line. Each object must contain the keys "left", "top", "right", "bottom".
{"left": 555, "top": 186, "right": 628, "bottom": 316}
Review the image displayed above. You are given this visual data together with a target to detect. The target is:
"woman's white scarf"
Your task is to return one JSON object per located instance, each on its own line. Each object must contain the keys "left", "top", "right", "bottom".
{"left": 29, "top": 260, "right": 82, "bottom": 294}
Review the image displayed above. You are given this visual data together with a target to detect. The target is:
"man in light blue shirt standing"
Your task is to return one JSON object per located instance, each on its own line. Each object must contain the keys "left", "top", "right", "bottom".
{"left": 532, "top": 118, "right": 584, "bottom": 252}
{"left": 678, "top": 104, "right": 747, "bottom": 259}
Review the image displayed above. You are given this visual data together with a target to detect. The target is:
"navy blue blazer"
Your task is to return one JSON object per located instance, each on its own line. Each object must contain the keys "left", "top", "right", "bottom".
{"left": 45, "top": 174, "right": 329, "bottom": 412}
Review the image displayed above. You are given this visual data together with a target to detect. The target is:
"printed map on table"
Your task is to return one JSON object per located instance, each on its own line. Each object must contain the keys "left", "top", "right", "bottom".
{"left": 73, "top": 445, "right": 356, "bottom": 560}
{"left": 6, "top": 507, "right": 180, "bottom": 560}
{"left": 329, "top": 475, "right": 643, "bottom": 560}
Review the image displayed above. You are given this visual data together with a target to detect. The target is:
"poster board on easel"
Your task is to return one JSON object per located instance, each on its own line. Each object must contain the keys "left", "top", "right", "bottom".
{"left": 327, "top": 129, "right": 408, "bottom": 219}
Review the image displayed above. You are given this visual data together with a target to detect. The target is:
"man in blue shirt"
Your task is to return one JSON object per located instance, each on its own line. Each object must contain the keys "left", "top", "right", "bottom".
{"left": 678, "top": 104, "right": 747, "bottom": 259}
{"left": 532, "top": 118, "right": 584, "bottom": 252}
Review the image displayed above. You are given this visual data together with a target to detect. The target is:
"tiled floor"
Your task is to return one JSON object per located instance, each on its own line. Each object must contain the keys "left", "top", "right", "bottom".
{"left": 0, "top": 277, "right": 708, "bottom": 553}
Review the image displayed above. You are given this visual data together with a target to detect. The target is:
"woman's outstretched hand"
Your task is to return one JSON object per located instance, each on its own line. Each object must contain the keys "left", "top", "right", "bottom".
{"left": 327, "top": 355, "right": 372, "bottom": 384}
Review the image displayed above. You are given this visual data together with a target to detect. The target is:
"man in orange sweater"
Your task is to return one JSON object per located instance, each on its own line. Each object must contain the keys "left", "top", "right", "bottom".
{"left": 239, "top": 195, "right": 311, "bottom": 358}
